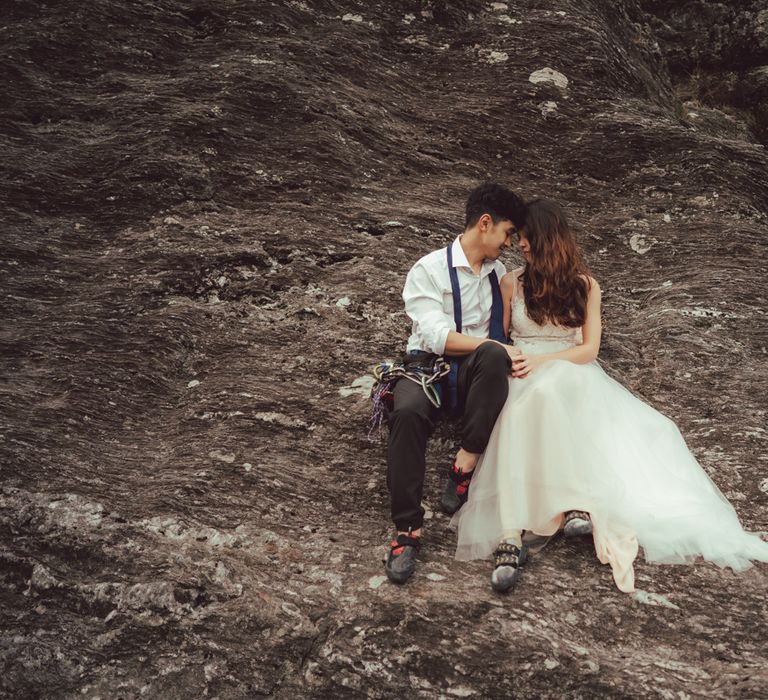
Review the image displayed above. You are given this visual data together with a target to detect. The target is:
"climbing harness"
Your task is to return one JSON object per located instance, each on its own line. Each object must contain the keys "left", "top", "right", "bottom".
{"left": 367, "top": 355, "right": 450, "bottom": 441}
{"left": 373, "top": 356, "right": 451, "bottom": 407}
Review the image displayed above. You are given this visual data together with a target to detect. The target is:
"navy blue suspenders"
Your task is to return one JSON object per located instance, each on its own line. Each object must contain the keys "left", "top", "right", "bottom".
{"left": 445, "top": 245, "right": 506, "bottom": 411}
{"left": 447, "top": 245, "right": 463, "bottom": 334}
{"left": 487, "top": 272, "right": 506, "bottom": 343}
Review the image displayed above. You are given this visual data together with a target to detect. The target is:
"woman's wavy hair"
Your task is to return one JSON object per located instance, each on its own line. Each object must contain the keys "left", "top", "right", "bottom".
{"left": 520, "top": 199, "right": 591, "bottom": 328}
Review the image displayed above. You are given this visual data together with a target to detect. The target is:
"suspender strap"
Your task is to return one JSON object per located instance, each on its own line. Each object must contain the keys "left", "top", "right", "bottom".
{"left": 446, "top": 245, "right": 506, "bottom": 342}
{"left": 446, "top": 245, "right": 461, "bottom": 412}
{"left": 446, "top": 245, "right": 462, "bottom": 333}
{"left": 488, "top": 270, "right": 506, "bottom": 343}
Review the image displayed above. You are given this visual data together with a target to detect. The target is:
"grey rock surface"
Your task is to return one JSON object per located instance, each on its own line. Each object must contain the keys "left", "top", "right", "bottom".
{"left": 1, "top": 1, "right": 767, "bottom": 698}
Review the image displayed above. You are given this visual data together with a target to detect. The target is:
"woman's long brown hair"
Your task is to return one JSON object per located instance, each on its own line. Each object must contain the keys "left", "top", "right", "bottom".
{"left": 520, "top": 199, "right": 590, "bottom": 328}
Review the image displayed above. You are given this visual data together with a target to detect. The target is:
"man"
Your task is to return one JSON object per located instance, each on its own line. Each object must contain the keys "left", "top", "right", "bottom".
{"left": 385, "top": 182, "right": 527, "bottom": 584}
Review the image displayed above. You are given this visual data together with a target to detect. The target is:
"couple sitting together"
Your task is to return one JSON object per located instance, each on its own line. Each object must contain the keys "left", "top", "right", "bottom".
{"left": 383, "top": 182, "right": 768, "bottom": 592}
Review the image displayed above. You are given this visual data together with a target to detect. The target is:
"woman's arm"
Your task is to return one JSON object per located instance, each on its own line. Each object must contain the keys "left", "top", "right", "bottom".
{"left": 500, "top": 271, "right": 517, "bottom": 338}
{"left": 512, "top": 277, "right": 602, "bottom": 378}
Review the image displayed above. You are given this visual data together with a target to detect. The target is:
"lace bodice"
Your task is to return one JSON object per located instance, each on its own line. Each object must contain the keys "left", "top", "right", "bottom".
{"left": 510, "top": 269, "right": 582, "bottom": 354}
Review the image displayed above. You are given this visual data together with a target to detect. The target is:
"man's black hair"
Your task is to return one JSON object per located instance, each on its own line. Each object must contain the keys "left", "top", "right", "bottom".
{"left": 464, "top": 182, "right": 527, "bottom": 230}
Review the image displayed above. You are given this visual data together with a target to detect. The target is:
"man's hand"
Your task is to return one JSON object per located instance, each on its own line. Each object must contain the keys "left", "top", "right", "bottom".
{"left": 503, "top": 344, "right": 522, "bottom": 371}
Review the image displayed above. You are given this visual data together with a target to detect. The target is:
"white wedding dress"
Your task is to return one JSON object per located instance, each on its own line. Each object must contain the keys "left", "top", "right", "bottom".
{"left": 452, "top": 269, "right": 768, "bottom": 592}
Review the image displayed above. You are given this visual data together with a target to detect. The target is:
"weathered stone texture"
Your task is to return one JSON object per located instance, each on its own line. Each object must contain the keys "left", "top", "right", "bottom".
{"left": 1, "top": 1, "right": 767, "bottom": 698}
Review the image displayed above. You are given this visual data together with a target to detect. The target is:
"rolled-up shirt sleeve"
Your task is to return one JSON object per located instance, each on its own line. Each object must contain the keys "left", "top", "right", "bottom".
{"left": 402, "top": 262, "right": 454, "bottom": 355}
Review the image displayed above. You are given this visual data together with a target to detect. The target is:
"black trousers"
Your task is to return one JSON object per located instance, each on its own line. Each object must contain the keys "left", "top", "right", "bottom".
{"left": 386, "top": 342, "right": 512, "bottom": 531}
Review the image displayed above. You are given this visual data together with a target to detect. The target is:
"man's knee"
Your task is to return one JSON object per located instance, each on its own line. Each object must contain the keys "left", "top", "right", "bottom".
{"left": 390, "top": 401, "right": 429, "bottom": 425}
{"left": 389, "top": 390, "right": 434, "bottom": 429}
{"left": 474, "top": 341, "right": 511, "bottom": 370}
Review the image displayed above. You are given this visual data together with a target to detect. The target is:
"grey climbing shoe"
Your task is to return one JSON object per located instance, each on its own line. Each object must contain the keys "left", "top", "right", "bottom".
{"left": 385, "top": 533, "right": 422, "bottom": 584}
{"left": 490, "top": 542, "right": 528, "bottom": 593}
{"left": 563, "top": 510, "right": 593, "bottom": 538}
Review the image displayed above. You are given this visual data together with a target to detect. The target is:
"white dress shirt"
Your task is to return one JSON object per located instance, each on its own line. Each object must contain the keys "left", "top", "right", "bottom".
{"left": 403, "top": 236, "right": 507, "bottom": 354}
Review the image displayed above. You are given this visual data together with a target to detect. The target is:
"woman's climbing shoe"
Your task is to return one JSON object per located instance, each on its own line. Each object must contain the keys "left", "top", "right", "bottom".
{"left": 490, "top": 541, "right": 528, "bottom": 593}
{"left": 563, "top": 510, "right": 593, "bottom": 538}
{"left": 385, "top": 533, "right": 422, "bottom": 584}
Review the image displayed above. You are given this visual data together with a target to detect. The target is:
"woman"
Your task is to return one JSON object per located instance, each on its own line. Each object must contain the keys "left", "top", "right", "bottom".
{"left": 452, "top": 199, "right": 768, "bottom": 593}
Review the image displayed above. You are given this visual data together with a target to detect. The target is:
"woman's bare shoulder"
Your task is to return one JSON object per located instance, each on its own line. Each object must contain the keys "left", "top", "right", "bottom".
{"left": 501, "top": 269, "right": 519, "bottom": 288}
{"left": 501, "top": 266, "right": 525, "bottom": 286}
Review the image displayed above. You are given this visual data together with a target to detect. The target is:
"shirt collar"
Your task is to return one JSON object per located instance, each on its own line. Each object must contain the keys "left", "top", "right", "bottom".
{"left": 451, "top": 235, "right": 497, "bottom": 277}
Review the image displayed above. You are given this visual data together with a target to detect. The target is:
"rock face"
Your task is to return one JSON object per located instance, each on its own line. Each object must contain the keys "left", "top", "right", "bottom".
{"left": 641, "top": 0, "right": 768, "bottom": 142}
{"left": 2, "top": 1, "right": 767, "bottom": 698}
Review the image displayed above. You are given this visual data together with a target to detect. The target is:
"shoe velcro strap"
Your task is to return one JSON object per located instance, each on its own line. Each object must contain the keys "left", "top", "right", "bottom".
{"left": 392, "top": 534, "right": 422, "bottom": 552}
{"left": 493, "top": 542, "right": 522, "bottom": 568}
{"left": 565, "top": 510, "right": 590, "bottom": 522}
{"left": 494, "top": 542, "right": 521, "bottom": 556}
{"left": 494, "top": 553, "right": 520, "bottom": 568}
{"left": 449, "top": 464, "right": 473, "bottom": 485}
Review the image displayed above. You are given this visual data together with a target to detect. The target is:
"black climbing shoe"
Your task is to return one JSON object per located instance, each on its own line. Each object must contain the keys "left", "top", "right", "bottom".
{"left": 490, "top": 541, "right": 528, "bottom": 593}
{"left": 385, "top": 533, "right": 422, "bottom": 584}
{"left": 563, "top": 510, "right": 593, "bottom": 538}
{"left": 440, "top": 463, "right": 474, "bottom": 515}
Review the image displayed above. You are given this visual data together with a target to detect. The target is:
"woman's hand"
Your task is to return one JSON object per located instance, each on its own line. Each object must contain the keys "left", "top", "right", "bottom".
{"left": 503, "top": 343, "right": 522, "bottom": 363}
{"left": 511, "top": 353, "right": 549, "bottom": 378}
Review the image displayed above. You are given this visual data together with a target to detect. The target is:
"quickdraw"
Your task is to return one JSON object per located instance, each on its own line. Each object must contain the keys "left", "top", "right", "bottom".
{"left": 367, "top": 357, "right": 451, "bottom": 441}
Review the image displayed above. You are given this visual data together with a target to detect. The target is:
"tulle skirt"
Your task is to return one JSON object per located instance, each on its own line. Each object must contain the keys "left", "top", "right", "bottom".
{"left": 451, "top": 357, "right": 768, "bottom": 592}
